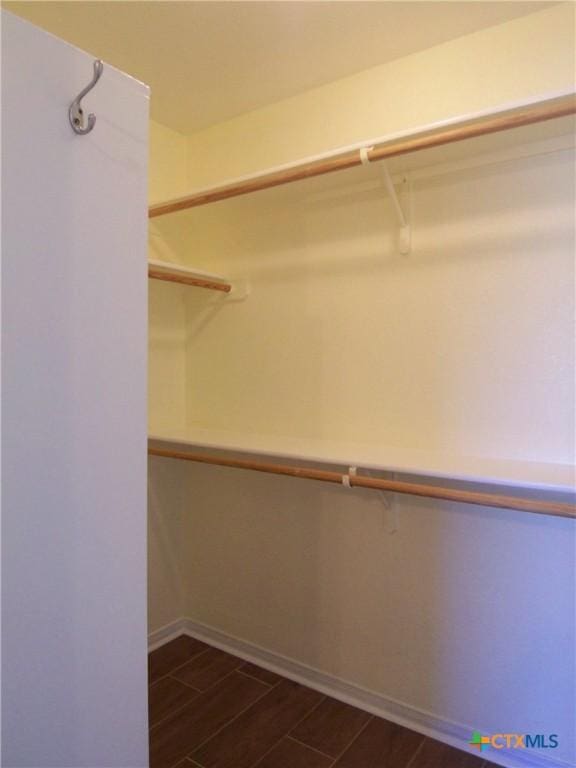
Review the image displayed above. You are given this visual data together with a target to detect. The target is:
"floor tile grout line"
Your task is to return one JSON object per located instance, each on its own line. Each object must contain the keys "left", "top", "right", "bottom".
{"left": 166, "top": 674, "right": 207, "bottom": 692}
{"left": 290, "top": 694, "right": 328, "bottom": 731}
{"left": 149, "top": 667, "right": 250, "bottom": 733}
{"left": 186, "top": 758, "right": 206, "bottom": 768}
{"left": 182, "top": 674, "right": 275, "bottom": 761}
{"left": 404, "top": 735, "right": 428, "bottom": 768}
{"left": 330, "top": 713, "right": 376, "bottom": 763}
{"left": 236, "top": 668, "right": 280, "bottom": 688}
{"left": 247, "top": 694, "right": 329, "bottom": 768}
{"left": 155, "top": 646, "right": 273, "bottom": 693}
{"left": 150, "top": 647, "right": 212, "bottom": 685}
{"left": 327, "top": 714, "right": 375, "bottom": 766}
{"left": 246, "top": 736, "right": 290, "bottom": 768}
{"left": 285, "top": 694, "right": 327, "bottom": 740}
{"left": 167, "top": 648, "right": 220, "bottom": 677}
{"left": 149, "top": 693, "right": 201, "bottom": 734}
{"left": 168, "top": 657, "right": 246, "bottom": 692}
{"left": 286, "top": 734, "right": 334, "bottom": 759}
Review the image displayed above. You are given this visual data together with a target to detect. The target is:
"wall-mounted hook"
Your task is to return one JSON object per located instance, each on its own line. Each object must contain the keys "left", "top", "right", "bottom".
{"left": 69, "top": 60, "right": 103, "bottom": 135}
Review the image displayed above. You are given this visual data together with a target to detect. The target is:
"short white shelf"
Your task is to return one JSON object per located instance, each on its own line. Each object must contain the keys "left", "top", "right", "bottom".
{"left": 148, "top": 259, "right": 232, "bottom": 293}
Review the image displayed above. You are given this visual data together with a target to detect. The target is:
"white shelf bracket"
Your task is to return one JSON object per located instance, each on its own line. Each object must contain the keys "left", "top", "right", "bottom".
{"left": 379, "top": 487, "right": 399, "bottom": 535}
{"left": 343, "top": 465, "right": 399, "bottom": 534}
{"left": 362, "top": 466, "right": 399, "bottom": 534}
{"left": 359, "top": 147, "right": 411, "bottom": 255}
{"left": 379, "top": 163, "right": 411, "bottom": 256}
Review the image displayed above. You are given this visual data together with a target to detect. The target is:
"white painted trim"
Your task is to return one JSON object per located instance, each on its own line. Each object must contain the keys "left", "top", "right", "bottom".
{"left": 148, "top": 617, "right": 190, "bottom": 652}
{"left": 149, "top": 617, "right": 573, "bottom": 768}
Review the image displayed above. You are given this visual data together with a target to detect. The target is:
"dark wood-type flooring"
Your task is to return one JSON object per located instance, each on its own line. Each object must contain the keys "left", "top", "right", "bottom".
{"left": 149, "top": 636, "right": 496, "bottom": 768}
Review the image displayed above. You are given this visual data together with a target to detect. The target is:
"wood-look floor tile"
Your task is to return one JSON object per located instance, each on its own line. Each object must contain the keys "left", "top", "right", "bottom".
{"left": 171, "top": 647, "right": 242, "bottom": 691}
{"left": 149, "top": 677, "right": 200, "bottom": 727}
{"left": 191, "top": 679, "right": 324, "bottom": 768}
{"left": 409, "top": 738, "right": 485, "bottom": 767}
{"left": 149, "top": 636, "right": 210, "bottom": 684}
{"left": 291, "top": 697, "right": 371, "bottom": 757}
{"left": 255, "top": 737, "right": 333, "bottom": 768}
{"left": 332, "top": 717, "right": 423, "bottom": 768}
{"left": 149, "top": 672, "right": 268, "bottom": 768}
{"left": 239, "top": 662, "right": 283, "bottom": 687}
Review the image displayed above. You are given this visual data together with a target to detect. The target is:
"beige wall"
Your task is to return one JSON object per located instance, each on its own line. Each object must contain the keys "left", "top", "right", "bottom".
{"left": 148, "top": 5, "right": 575, "bottom": 763}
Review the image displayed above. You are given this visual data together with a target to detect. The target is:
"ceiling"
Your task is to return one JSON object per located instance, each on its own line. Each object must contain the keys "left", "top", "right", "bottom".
{"left": 5, "top": 1, "right": 552, "bottom": 134}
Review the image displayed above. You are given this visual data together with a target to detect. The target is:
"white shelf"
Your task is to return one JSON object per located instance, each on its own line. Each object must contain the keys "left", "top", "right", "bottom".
{"left": 148, "top": 427, "right": 575, "bottom": 495}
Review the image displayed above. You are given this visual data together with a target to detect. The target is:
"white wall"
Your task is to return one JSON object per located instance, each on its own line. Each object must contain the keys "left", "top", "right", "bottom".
{"left": 1, "top": 12, "right": 149, "bottom": 766}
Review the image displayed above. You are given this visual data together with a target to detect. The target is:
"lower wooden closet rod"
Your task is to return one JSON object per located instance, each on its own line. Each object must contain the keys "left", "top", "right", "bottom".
{"left": 148, "top": 447, "right": 575, "bottom": 519}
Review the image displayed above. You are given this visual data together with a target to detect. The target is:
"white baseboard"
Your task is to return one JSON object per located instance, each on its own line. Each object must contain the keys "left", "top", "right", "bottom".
{"left": 148, "top": 617, "right": 190, "bottom": 652}
{"left": 148, "top": 617, "right": 572, "bottom": 768}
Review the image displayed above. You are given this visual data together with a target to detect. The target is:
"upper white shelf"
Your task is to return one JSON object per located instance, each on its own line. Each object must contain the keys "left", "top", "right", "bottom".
{"left": 149, "top": 92, "right": 576, "bottom": 219}
{"left": 148, "top": 259, "right": 232, "bottom": 293}
{"left": 148, "top": 427, "right": 575, "bottom": 495}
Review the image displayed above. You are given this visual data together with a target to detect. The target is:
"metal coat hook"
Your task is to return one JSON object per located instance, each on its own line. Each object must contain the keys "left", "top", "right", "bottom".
{"left": 69, "top": 59, "right": 103, "bottom": 135}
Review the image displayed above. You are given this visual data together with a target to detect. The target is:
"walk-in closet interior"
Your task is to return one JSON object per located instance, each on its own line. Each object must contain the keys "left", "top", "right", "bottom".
{"left": 2, "top": 2, "right": 575, "bottom": 768}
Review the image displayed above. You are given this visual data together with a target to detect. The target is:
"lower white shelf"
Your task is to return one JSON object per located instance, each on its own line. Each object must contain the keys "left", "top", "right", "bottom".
{"left": 148, "top": 427, "right": 575, "bottom": 496}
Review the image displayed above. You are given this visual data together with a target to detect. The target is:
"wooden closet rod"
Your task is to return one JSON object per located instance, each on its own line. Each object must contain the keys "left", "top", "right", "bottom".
{"left": 149, "top": 94, "right": 576, "bottom": 218}
{"left": 148, "top": 266, "right": 232, "bottom": 292}
{"left": 148, "top": 447, "right": 576, "bottom": 519}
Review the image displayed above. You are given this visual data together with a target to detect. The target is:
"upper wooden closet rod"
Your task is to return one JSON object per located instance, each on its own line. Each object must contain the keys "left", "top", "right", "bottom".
{"left": 148, "top": 447, "right": 576, "bottom": 519}
{"left": 149, "top": 94, "right": 576, "bottom": 218}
